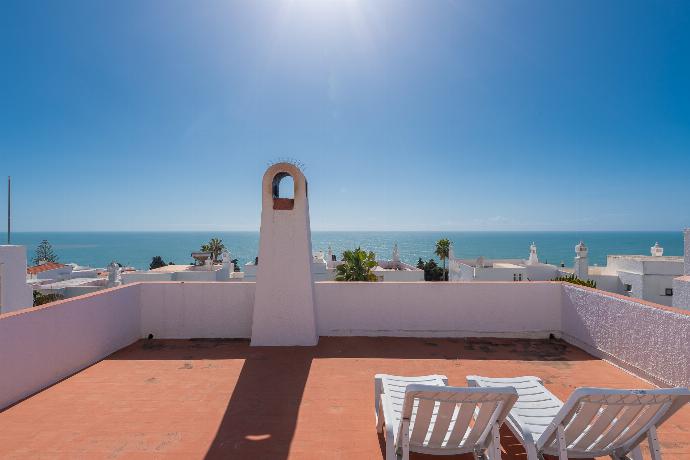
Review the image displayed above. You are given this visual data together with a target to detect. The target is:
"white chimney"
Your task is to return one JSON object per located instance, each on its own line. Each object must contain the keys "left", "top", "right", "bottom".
{"left": 527, "top": 242, "right": 539, "bottom": 265}
{"left": 574, "top": 241, "right": 589, "bottom": 280}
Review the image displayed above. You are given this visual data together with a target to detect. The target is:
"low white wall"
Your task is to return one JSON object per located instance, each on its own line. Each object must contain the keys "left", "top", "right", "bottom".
{"left": 314, "top": 282, "right": 562, "bottom": 337}
{"left": 561, "top": 284, "right": 690, "bottom": 387}
{"left": 673, "top": 276, "right": 690, "bottom": 311}
{"left": 3, "top": 280, "right": 688, "bottom": 411}
{"left": 0, "top": 284, "right": 141, "bottom": 410}
{"left": 139, "top": 282, "right": 255, "bottom": 339}
{"left": 121, "top": 272, "right": 174, "bottom": 284}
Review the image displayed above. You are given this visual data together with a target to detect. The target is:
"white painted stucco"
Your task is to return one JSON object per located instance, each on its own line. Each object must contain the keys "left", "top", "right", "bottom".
{"left": 673, "top": 276, "right": 690, "bottom": 311}
{"left": 685, "top": 229, "right": 690, "bottom": 276}
{"left": 673, "top": 229, "right": 690, "bottom": 310}
{"left": 139, "top": 282, "right": 254, "bottom": 339}
{"left": 0, "top": 245, "right": 34, "bottom": 314}
{"left": 0, "top": 284, "right": 140, "bottom": 410}
{"left": 561, "top": 284, "right": 690, "bottom": 387}
{"left": 314, "top": 281, "right": 561, "bottom": 337}
{"left": 251, "top": 163, "right": 318, "bottom": 346}
{"left": 2, "top": 279, "right": 690, "bottom": 410}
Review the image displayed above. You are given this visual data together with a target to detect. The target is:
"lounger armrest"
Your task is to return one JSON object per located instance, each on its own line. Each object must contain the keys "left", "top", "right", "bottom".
{"left": 374, "top": 374, "right": 385, "bottom": 423}
{"left": 379, "top": 394, "right": 398, "bottom": 446}
{"left": 466, "top": 375, "right": 544, "bottom": 386}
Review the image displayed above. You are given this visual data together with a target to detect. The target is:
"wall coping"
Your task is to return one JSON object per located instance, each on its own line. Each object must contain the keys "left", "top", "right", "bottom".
{"left": 5, "top": 280, "right": 687, "bottom": 320}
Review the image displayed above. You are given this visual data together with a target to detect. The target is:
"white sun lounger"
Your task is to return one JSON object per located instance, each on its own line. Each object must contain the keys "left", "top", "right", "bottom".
{"left": 375, "top": 374, "right": 518, "bottom": 460}
{"left": 467, "top": 375, "right": 690, "bottom": 460}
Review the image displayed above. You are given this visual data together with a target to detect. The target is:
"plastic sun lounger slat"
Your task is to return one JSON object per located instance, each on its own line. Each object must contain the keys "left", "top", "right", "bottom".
{"left": 410, "top": 398, "right": 437, "bottom": 445}
{"left": 571, "top": 403, "right": 625, "bottom": 450}
{"left": 611, "top": 402, "right": 667, "bottom": 449}
{"left": 426, "top": 401, "right": 457, "bottom": 448}
{"left": 445, "top": 400, "right": 475, "bottom": 448}
{"left": 463, "top": 400, "right": 499, "bottom": 447}
{"left": 375, "top": 374, "right": 518, "bottom": 459}
{"left": 561, "top": 401, "right": 601, "bottom": 443}
{"left": 590, "top": 404, "right": 646, "bottom": 452}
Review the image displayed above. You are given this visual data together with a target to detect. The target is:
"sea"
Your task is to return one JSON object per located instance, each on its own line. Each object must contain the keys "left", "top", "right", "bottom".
{"left": 7, "top": 231, "right": 684, "bottom": 270}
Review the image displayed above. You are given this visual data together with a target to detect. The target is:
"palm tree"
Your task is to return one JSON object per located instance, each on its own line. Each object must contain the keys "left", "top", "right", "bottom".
{"left": 335, "top": 247, "right": 378, "bottom": 281}
{"left": 435, "top": 238, "right": 451, "bottom": 281}
{"left": 201, "top": 238, "right": 226, "bottom": 263}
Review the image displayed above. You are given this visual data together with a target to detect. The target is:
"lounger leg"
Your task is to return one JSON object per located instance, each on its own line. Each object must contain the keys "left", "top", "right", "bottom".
{"left": 376, "top": 395, "right": 385, "bottom": 433}
{"left": 556, "top": 424, "right": 568, "bottom": 460}
{"left": 490, "top": 422, "right": 501, "bottom": 459}
{"left": 401, "top": 419, "right": 410, "bottom": 460}
{"left": 647, "top": 426, "right": 661, "bottom": 460}
{"left": 375, "top": 377, "right": 384, "bottom": 432}
{"left": 609, "top": 448, "right": 642, "bottom": 460}
{"left": 525, "top": 443, "right": 539, "bottom": 460}
{"left": 385, "top": 424, "right": 397, "bottom": 460}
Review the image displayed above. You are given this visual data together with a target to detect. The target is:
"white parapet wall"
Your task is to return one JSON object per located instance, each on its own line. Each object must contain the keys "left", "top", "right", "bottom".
{"left": 314, "top": 281, "right": 562, "bottom": 337}
{"left": 139, "top": 281, "right": 255, "bottom": 339}
{"left": 561, "top": 284, "right": 690, "bottom": 388}
{"left": 0, "top": 284, "right": 141, "bottom": 410}
{"left": 2, "top": 280, "right": 690, "bottom": 411}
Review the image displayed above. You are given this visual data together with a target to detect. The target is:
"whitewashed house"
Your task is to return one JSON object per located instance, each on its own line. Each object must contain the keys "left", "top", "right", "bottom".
{"left": 672, "top": 229, "right": 690, "bottom": 311}
{"left": 122, "top": 251, "right": 236, "bottom": 284}
{"left": 569, "top": 241, "right": 683, "bottom": 307}
{"left": 0, "top": 245, "right": 34, "bottom": 314}
{"left": 370, "top": 243, "right": 424, "bottom": 282}
{"left": 449, "top": 242, "right": 559, "bottom": 282}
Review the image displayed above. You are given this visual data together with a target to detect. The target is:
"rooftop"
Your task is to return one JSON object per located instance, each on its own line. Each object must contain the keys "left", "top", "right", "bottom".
{"left": 26, "top": 262, "right": 67, "bottom": 275}
{"left": 2, "top": 336, "right": 688, "bottom": 459}
{"left": 32, "top": 277, "right": 105, "bottom": 289}
{"left": 607, "top": 255, "right": 683, "bottom": 262}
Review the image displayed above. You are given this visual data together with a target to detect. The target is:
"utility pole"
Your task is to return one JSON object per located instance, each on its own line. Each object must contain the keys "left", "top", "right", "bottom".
{"left": 7, "top": 176, "right": 10, "bottom": 244}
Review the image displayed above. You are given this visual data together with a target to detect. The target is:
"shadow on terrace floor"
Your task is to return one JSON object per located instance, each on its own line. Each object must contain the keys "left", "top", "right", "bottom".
{"left": 109, "top": 336, "right": 597, "bottom": 460}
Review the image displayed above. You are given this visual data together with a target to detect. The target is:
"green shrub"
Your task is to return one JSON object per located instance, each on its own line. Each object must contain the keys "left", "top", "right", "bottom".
{"left": 33, "top": 291, "right": 64, "bottom": 307}
{"left": 552, "top": 273, "right": 597, "bottom": 288}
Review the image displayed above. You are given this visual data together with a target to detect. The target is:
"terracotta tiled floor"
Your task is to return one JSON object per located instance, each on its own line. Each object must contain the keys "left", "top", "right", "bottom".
{"left": 1, "top": 337, "right": 688, "bottom": 459}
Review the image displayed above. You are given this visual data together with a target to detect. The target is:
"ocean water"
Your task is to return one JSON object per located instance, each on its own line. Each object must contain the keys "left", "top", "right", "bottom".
{"left": 7, "top": 231, "right": 684, "bottom": 270}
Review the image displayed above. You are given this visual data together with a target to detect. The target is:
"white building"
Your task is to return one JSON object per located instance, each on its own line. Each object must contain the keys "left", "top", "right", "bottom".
{"left": 27, "top": 261, "right": 110, "bottom": 299}
{"left": 672, "top": 228, "right": 690, "bottom": 311}
{"left": 122, "top": 251, "right": 236, "bottom": 284}
{"left": 370, "top": 243, "right": 424, "bottom": 282}
{"left": 565, "top": 240, "right": 683, "bottom": 307}
{"left": 243, "top": 251, "right": 335, "bottom": 281}
{"left": 449, "top": 242, "right": 559, "bottom": 282}
{"left": 26, "top": 262, "right": 73, "bottom": 281}
{"left": 0, "top": 245, "right": 34, "bottom": 314}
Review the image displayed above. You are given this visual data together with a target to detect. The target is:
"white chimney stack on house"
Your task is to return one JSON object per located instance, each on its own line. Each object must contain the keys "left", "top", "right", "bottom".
{"left": 392, "top": 243, "right": 400, "bottom": 263}
{"left": 527, "top": 242, "right": 539, "bottom": 266}
{"left": 574, "top": 241, "right": 589, "bottom": 280}
{"left": 251, "top": 162, "right": 317, "bottom": 346}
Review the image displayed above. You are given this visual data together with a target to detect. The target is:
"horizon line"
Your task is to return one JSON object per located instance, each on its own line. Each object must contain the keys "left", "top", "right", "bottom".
{"left": 5, "top": 229, "right": 686, "bottom": 234}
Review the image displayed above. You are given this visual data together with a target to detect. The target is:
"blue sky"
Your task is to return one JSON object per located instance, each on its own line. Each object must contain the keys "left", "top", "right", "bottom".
{"left": 1, "top": 0, "right": 689, "bottom": 231}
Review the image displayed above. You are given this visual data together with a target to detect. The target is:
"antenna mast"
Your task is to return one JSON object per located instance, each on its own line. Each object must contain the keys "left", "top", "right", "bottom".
{"left": 7, "top": 176, "right": 10, "bottom": 244}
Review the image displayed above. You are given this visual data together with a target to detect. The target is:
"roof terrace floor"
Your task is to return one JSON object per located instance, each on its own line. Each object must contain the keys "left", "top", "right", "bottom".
{"left": 1, "top": 337, "right": 688, "bottom": 459}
